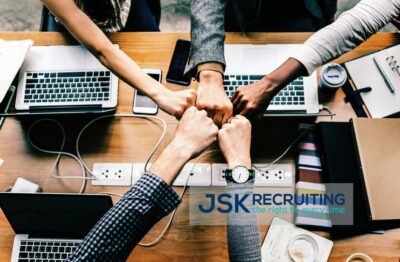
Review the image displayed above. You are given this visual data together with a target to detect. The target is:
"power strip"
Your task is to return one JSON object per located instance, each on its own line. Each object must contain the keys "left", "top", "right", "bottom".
{"left": 93, "top": 163, "right": 293, "bottom": 187}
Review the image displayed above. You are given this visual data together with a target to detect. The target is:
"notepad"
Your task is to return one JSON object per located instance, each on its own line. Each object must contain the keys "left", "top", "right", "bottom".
{"left": 344, "top": 44, "right": 400, "bottom": 118}
{"left": 0, "top": 39, "right": 33, "bottom": 103}
{"left": 351, "top": 118, "right": 400, "bottom": 221}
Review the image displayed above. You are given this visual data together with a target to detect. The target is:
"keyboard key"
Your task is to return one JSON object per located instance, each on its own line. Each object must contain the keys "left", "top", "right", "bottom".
{"left": 250, "top": 75, "right": 263, "bottom": 80}
{"left": 26, "top": 79, "right": 38, "bottom": 84}
{"left": 57, "top": 72, "right": 85, "bottom": 78}
{"left": 26, "top": 84, "right": 35, "bottom": 89}
{"left": 105, "top": 71, "right": 110, "bottom": 76}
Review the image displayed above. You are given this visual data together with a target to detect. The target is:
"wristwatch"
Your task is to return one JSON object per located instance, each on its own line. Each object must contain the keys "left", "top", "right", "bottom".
{"left": 225, "top": 165, "right": 255, "bottom": 184}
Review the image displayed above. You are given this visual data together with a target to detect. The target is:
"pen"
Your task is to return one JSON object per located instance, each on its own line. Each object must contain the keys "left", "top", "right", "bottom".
{"left": 0, "top": 86, "right": 16, "bottom": 129}
{"left": 373, "top": 56, "right": 395, "bottom": 93}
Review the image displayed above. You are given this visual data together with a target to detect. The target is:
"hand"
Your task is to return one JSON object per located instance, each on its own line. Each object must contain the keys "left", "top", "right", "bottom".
{"left": 149, "top": 106, "right": 218, "bottom": 184}
{"left": 231, "top": 76, "right": 277, "bottom": 119}
{"left": 196, "top": 70, "right": 233, "bottom": 126}
{"left": 155, "top": 89, "right": 196, "bottom": 119}
{"left": 218, "top": 115, "right": 252, "bottom": 169}
{"left": 172, "top": 106, "right": 219, "bottom": 158}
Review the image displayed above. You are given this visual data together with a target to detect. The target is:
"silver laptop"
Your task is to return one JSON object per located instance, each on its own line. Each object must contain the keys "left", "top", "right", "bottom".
{"left": 224, "top": 44, "right": 320, "bottom": 115}
{"left": 16, "top": 45, "right": 118, "bottom": 112}
{"left": 0, "top": 192, "right": 113, "bottom": 262}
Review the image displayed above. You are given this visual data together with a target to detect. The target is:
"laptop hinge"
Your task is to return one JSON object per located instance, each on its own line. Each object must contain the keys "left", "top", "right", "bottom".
{"left": 29, "top": 105, "right": 103, "bottom": 111}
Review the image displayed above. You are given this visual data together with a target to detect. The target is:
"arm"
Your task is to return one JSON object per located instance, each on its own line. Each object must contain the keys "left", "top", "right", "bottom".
{"left": 68, "top": 107, "right": 218, "bottom": 261}
{"left": 187, "top": 0, "right": 233, "bottom": 126}
{"left": 293, "top": 0, "right": 400, "bottom": 74}
{"left": 232, "top": 0, "right": 400, "bottom": 117}
{"left": 218, "top": 115, "right": 262, "bottom": 262}
{"left": 43, "top": 0, "right": 196, "bottom": 118}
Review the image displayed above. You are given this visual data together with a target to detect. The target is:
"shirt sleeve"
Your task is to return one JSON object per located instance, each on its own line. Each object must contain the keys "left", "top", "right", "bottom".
{"left": 226, "top": 181, "right": 262, "bottom": 262}
{"left": 291, "top": 0, "right": 400, "bottom": 74}
{"left": 184, "top": 0, "right": 227, "bottom": 76}
{"left": 68, "top": 173, "right": 181, "bottom": 262}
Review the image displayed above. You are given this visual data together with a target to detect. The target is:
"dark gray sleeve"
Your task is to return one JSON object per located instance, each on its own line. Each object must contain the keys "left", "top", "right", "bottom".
{"left": 227, "top": 181, "right": 262, "bottom": 262}
{"left": 319, "top": 0, "right": 337, "bottom": 19}
{"left": 185, "top": 0, "right": 227, "bottom": 76}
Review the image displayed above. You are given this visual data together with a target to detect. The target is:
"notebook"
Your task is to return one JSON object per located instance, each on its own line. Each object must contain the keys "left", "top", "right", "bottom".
{"left": 344, "top": 44, "right": 400, "bottom": 118}
{"left": 0, "top": 39, "right": 33, "bottom": 103}
{"left": 351, "top": 118, "right": 400, "bottom": 220}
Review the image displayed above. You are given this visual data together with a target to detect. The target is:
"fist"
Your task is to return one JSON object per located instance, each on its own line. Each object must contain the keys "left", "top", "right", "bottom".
{"left": 173, "top": 106, "right": 219, "bottom": 158}
{"left": 218, "top": 115, "right": 252, "bottom": 169}
{"left": 157, "top": 89, "right": 197, "bottom": 119}
{"left": 196, "top": 70, "right": 233, "bottom": 126}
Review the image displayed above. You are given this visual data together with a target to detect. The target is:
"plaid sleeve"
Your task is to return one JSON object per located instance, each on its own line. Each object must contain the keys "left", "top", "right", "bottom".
{"left": 68, "top": 173, "right": 181, "bottom": 262}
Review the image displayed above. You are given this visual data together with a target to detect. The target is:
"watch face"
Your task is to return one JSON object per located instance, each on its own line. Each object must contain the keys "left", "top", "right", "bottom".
{"left": 232, "top": 166, "right": 250, "bottom": 183}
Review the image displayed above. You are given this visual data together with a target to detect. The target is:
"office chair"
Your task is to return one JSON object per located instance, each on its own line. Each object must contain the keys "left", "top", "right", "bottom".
{"left": 40, "top": 6, "right": 63, "bottom": 32}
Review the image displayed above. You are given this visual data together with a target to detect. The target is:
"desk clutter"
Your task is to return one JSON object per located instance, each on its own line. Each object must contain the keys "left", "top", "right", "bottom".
{"left": 0, "top": 33, "right": 400, "bottom": 262}
{"left": 343, "top": 44, "right": 400, "bottom": 118}
{"left": 294, "top": 118, "right": 400, "bottom": 233}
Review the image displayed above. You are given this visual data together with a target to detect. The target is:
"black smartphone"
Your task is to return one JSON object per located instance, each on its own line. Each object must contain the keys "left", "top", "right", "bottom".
{"left": 166, "top": 39, "right": 192, "bottom": 86}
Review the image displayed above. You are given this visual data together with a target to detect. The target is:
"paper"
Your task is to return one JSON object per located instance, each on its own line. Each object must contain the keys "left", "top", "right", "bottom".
{"left": 0, "top": 39, "right": 33, "bottom": 103}
{"left": 345, "top": 45, "right": 400, "bottom": 118}
{"left": 262, "top": 217, "right": 333, "bottom": 262}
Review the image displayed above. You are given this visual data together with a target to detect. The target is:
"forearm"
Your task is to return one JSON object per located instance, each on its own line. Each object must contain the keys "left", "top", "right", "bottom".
{"left": 257, "top": 58, "right": 307, "bottom": 95}
{"left": 43, "top": 0, "right": 168, "bottom": 101}
{"left": 98, "top": 46, "right": 168, "bottom": 99}
{"left": 227, "top": 181, "right": 261, "bottom": 262}
{"left": 293, "top": 0, "right": 400, "bottom": 74}
{"left": 149, "top": 139, "right": 192, "bottom": 184}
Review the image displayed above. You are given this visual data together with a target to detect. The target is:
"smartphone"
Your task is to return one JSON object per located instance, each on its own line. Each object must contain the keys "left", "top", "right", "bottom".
{"left": 166, "top": 39, "right": 192, "bottom": 86}
{"left": 133, "top": 69, "right": 161, "bottom": 115}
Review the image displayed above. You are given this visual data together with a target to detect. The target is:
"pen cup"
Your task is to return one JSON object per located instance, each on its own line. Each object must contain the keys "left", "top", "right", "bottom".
{"left": 320, "top": 63, "right": 348, "bottom": 93}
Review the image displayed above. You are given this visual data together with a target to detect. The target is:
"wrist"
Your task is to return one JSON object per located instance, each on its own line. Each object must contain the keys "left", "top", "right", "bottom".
{"left": 227, "top": 157, "right": 252, "bottom": 170}
{"left": 151, "top": 83, "right": 170, "bottom": 103}
{"left": 199, "top": 70, "right": 223, "bottom": 84}
{"left": 168, "top": 138, "right": 193, "bottom": 163}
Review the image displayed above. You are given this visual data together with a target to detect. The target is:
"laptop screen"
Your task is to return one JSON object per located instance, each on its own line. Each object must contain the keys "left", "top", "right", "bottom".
{"left": 0, "top": 193, "right": 113, "bottom": 238}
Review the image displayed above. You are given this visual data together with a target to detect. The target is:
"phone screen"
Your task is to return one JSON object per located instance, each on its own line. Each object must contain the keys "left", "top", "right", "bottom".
{"left": 166, "top": 40, "right": 191, "bottom": 86}
{"left": 134, "top": 72, "right": 160, "bottom": 113}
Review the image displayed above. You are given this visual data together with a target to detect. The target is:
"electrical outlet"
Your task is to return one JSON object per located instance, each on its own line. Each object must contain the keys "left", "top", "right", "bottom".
{"left": 91, "top": 163, "right": 133, "bottom": 186}
{"left": 211, "top": 163, "right": 293, "bottom": 187}
{"left": 172, "top": 163, "right": 211, "bottom": 186}
{"left": 253, "top": 164, "right": 292, "bottom": 187}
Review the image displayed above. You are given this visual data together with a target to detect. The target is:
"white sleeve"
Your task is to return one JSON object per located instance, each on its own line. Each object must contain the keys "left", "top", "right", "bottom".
{"left": 291, "top": 0, "right": 400, "bottom": 74}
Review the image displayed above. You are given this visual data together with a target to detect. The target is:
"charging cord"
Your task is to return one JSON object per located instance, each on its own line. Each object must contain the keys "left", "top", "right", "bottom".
{"left": 27, "top": 118, "right": 88, "bottom": 193}
{"left": 27, "top": 114, "right": 167, "bottom": 193}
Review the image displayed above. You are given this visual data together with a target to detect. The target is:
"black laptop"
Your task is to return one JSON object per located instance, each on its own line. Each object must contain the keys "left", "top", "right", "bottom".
{"left": 0, "top": 193, "right": 113, "bottom": 262}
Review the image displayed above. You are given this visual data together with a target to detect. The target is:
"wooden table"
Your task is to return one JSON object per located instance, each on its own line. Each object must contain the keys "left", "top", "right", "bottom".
{"left": 0, "top": 32, "right": 399, "bottom": 262}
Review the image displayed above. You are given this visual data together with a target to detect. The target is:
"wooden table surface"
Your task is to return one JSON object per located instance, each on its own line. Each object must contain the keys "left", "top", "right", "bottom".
{"left": 0, "top": 32, "right": 399, "bottom": 262}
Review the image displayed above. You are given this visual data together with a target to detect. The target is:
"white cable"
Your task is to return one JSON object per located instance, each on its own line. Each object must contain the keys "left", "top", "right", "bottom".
{"left": 252, "top": 125, "right": 314, "bottom": 172}
{"left": 27, "top": 119, "right": 88, "bottom": 193}
{"left": 138, "top": 149, "right": 220, "bottom": 247}
{"left": 96, "top": 192, "right": 124, "bottom": 198}
{"left": 75, "top": 114, "right": 167, "bottom": 177}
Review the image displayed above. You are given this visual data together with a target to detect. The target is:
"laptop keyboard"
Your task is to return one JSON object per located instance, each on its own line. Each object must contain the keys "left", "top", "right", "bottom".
{"left": 24, "top": 70, "right": 111, "bottom": 104}
{"left": 223, "top": 75, "right": 305, "bottom": 106}
{"left": 17, "top": 239, "right": 81, "bottom": 262}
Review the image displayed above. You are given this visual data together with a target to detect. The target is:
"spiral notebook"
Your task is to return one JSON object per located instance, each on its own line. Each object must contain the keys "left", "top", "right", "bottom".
{"left": 344, "top": 44, "right": 400, "bottom": 118}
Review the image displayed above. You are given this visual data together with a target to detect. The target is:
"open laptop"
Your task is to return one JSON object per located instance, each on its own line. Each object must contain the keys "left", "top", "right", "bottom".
{"left": 224, "top": 44, "right": 320, "bottom": 115}
{"left": 16, "top": 45, "right": 119, "bottom": 114}
{"left": 0, "top": 192, "right": 113, "bottom": 262}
